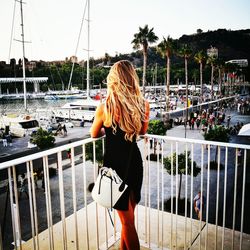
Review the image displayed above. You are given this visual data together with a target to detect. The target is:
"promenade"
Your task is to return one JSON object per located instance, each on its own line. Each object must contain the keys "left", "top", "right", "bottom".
{"left": 0, "top": 106, "right": 250, "bottom": 249}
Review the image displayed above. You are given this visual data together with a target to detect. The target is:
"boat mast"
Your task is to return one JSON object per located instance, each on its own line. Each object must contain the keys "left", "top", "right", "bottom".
{"left": 20, "top": 0, "right": 27, "bottom": 111}
{"left": 86, "top": 0, "right": 90, "bottom": 99}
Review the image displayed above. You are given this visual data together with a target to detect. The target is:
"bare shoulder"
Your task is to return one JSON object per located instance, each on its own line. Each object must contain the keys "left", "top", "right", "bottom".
{"left": 96, "top": 103, "right": 105, "bottom": 115}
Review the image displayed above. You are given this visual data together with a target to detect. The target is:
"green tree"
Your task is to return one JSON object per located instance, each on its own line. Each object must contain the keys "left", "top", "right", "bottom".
{"left": 194, "top": 50, "right": 206, "bottom": 99}
{"left": 147, "top": 120, "right": 167, "bottom": 155}
{"left": 207, "top": 56, "right": 217, "bottom": 100}
{"left": 203, "top": 126, "right": 230, "bottom": 165}
{"left": 216, "top": 59, "right": 225, "bottom": 97}
{"left": 224, "top": 62, "right": 238, "bottom": 95}
{"left": 157, "top": 36, "right": 176, "bottom": 111}
{"left": 132, "top": 25, "right": 158, "bottom": 96}
{"left": 85, "top": 139, "right": 104, "bottom": 167}
{"left": 197, "top": 29, "right": 203, "bottom": 34}
{"left": 164, "top": 151, "right": 200, "bottom": 200}
{"left": 31, "top": 127, "right": 55, "bottom": 150}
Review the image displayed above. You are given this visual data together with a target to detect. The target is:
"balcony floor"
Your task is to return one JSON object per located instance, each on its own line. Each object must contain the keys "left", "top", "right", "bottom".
{"left": 20, "top": 202, "right": 250, "bottom": 250}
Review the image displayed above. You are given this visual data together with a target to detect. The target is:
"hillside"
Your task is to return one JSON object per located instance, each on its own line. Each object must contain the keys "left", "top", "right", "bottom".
{"left": 0, "top": 28, "right": 249, "bottom": 93}
{"left": 178, "top": 29, "right": 250, "bottom": 61}
{"left": 117, "top": 28, "right": 250, "bottom": 81}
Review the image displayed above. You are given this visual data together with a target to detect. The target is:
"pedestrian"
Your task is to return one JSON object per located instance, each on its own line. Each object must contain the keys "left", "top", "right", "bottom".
{"left": 80, "top": 117, "right": 85, "bottom": 127}
{"left": 2, "top": 133, "right": 8, "bottom": 147}
{"left": 56, "top": 122, "right": 62, "bottom": 135}
{"left": 194, "top": 191, "right": 204, "bottom": 220}
{"left": 188, "top": 119, "right": 192, "bottom": 130}
{"left": 19, "top": 174, "right": 29, "bottom": 198}
{"left": 41, "top": 170, "right": 45, "bottom": 190}
{"left": 227, "top": 115, "right": 231, "bottom": 128}
{"left": 7, "top": 132, "right": 12, "bottom": 146}
{"left": 196, "top": 118, "right": 201, "bottom": 130}
{"left": 237, "top": 149, "right": 242, "bottom": 165}
{"left": 191, "top": 118, "right": 195, "bottom": 130}
{"left": 90, "top": 60, "right": 150, "bottom": 250}
{"left": 62, "top": 124, "right": 67, "bottom": 136}
{"left": 67, "top": 140, "right": 72, "bottom": 162}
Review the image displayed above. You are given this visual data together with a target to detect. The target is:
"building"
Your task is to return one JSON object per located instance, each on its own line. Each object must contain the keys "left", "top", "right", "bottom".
{"left": 207, "top": 46, "right": 218, "bottom": 58}
{"left": 226, "top": 59, "right": 248, "bottom": 68}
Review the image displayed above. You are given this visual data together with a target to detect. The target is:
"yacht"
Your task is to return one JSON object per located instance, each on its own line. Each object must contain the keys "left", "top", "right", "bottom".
{"left": 52, "top": 99, "right": 100, "bottom": 122}
{"left": 44, "top": 88, "right": 87, "bottom": 100}
{"left": 0, "top": 114, "right": 39, "bottom": 137}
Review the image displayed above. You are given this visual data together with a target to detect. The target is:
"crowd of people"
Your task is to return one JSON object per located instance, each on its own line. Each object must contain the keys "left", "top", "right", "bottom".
{"left": 237, "top": 98, "right": 250, "bottom": 115}
{"left": 173, "top": 97, "right": 247, "bottom": 136}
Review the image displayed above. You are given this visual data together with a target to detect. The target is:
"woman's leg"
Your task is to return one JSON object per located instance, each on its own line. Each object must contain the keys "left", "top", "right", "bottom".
{"left": 117, "top": 194, "right": 140, "bottom": 250}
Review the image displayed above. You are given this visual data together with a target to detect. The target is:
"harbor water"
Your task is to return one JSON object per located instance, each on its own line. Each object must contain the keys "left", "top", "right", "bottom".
{"left": 0, "top": 99, "right": 69, "bottom": 115}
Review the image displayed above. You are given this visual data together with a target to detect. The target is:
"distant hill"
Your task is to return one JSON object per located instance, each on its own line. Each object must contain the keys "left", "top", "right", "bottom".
{"left": 111, "top": 28, "right": 250, "bottom": 80}
{"left": 178, "top": 29, "right": 250, "bottom": 61}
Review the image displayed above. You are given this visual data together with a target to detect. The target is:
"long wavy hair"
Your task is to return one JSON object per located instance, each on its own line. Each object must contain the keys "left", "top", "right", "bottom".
{"left": 104, "top": 60, "right": 146, "bottom": 141}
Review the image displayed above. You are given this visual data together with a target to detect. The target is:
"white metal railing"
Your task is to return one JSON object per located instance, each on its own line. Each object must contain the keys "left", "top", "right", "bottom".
{"left": 0, "top": 135, "right": 249, "bottom": 250}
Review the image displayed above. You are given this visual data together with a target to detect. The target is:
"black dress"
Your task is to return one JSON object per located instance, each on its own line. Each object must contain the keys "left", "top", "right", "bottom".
{"left": 103, "top": 125, "right": 143, "bottom": 211}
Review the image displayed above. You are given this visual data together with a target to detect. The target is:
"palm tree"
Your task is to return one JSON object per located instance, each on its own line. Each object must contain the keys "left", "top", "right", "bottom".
{"left": 178, "top": 44, "right": 192, "bottom": 138}
{"left": 157, "top": 36, "right": 175, "bottom": 111}
{"left": 224, "top": 62, "right": 238, "bottom": 95}
{"left": 207, "top": 56, "right": 217, "bottom": 100}
{"left": 216, "top": 59, "right": 225, "bottom": 97}
{"left": 132, "top": 25, "right": 158, "bottom": 95}
{"left": 194, "top": 50, "right": 206, "bottom": 100}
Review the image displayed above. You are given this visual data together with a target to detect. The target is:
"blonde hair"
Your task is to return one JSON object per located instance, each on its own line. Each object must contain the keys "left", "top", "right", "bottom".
{"left": 104, "top": 60, "right": 146, "bottom": 141}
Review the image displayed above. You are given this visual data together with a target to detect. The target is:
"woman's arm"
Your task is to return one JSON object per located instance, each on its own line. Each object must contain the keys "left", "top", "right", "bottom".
{"left": 140, "top": 100, "right": 150, "bottom": 135}
{"left": 90, "top": 103, "right": 105, "bottom": 138}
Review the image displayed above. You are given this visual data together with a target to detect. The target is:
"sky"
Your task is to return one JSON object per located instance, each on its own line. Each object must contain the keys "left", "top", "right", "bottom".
{"left": 0, "top": 0, "right": 249, "bottom": 63}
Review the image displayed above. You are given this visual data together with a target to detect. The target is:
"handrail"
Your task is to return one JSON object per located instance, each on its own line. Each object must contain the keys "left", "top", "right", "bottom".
{"left": 0, "top": 136, "right": 98, "bottom": 170}
{"left": 1, "top": 133, "right": 249, "bottom": 170}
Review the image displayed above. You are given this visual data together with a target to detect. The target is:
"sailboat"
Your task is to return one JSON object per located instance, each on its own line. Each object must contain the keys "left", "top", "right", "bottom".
{"left": 46, "top": 0, "right": 94, "bottom": 101}
{"left": 50, "top": 0, "right": 100, "bottom": 122}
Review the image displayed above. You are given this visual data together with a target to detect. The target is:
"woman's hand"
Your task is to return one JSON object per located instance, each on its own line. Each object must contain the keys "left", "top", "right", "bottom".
{"left": 140, "top": 100, "right": 150, "bottom": 135}
{"left": 90, "top": 103, "right": 105, "bottom": 138}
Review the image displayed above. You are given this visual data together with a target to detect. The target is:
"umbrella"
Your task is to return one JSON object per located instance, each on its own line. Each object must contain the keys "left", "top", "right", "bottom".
{"left": 238, "top": 123, "right": 250, "bottom": 136}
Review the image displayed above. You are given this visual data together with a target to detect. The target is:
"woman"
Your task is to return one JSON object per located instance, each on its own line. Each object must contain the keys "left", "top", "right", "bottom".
{"left": 90, "top": 60, "right": 149, "bottom": 250}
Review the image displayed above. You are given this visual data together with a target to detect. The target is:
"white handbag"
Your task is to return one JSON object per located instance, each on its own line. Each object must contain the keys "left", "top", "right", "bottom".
{"left": 91, "top": 143, "right": 134, "bottom": 208}
{"left": 91, "top": 167, "right": 128, "bottom": 208}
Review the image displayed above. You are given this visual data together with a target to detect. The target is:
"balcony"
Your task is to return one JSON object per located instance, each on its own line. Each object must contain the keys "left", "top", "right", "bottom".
{"left": 0, "top": 135, "right": 250, "bottom": 249}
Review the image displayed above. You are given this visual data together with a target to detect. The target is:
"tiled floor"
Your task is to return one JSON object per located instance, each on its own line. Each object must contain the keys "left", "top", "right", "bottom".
{"left": 20, "top": 203, "right": 250, "bottom": 250}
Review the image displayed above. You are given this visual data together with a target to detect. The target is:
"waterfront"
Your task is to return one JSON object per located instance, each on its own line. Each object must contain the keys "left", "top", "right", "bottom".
{"left": 1, "top": 111, "right": 250, "bottom": 249}
{"left": 0, "top": 96, "right": 250, "bottom": 249}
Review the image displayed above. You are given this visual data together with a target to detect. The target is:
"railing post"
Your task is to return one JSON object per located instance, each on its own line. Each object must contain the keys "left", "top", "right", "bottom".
{"left": 205, "top": 145, "right": 211, "bottom": 250}
{"left": 0, "top": 223, "right": 3, "bottom": 250}
{"left": 70, "top": 147, "right": 79, "bottom": 250}
{"left": 170, "top": 143, "right": 173, "bottom": 250}
{"left": 82, "top": 144, "right": 90, "bottom": 250}
{"left": 175, "top": 142, "right": 178, "bottom": 248}
{"left": 222, "top": 147, "right": 228, "bottom": 250}
{"left": 93, "top": 141, "right": 100, "bottom": 249}
{"left": 184, "top": 144, "right": 188, "bottom": 250}
{"left": 161, "top": 139, "right": 164, "bottom": 250}
{"left": 57, "top": 151, "right": 67, "bottom": 250}
{"left": 156, "top": 140, "right": 160, "bottom": 247}
{"left": 232, "top": 148, "right": 239, "bottom": 249}
{"left": 43, "top": 156, "right": 54, "bottom": 250}
{"left": 240, "top": 149, "right": 247, "bottom": 250}
{"left": 200, "top": 144, "right": 205, "bottom": 250}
